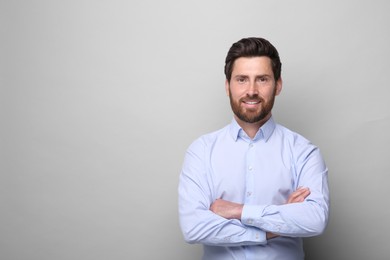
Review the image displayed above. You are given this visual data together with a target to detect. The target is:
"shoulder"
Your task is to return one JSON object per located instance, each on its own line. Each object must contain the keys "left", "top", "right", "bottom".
{"left": 187, "top": 125, "right": 230, "bottom": 153}
{"left": 275, "top": 124, "right": 309, "bottom": 142}
{"left": 272, "top": 123, "right": 318, "bottom": 153}
{"left": 274, "top": 124, "right": 327, "bottom": 175}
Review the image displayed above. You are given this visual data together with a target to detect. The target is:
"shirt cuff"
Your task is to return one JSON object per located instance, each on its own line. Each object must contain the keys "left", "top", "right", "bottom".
{"left": 241, "top": 204, "right": 266, "bottom": 227}
{"left": 242, "top": 204, "right": 285, "bottom": 235}
{"left": 245, "top": 226, "right": 267, "bottom": 245}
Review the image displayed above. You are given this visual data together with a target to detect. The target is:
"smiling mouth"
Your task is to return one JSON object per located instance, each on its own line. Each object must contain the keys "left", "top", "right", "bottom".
{"left": 243, "top": 100, "right": 260, "bottom": 105}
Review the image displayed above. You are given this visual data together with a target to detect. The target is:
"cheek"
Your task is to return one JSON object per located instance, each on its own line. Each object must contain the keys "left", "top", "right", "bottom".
{"left": 230, "top": 92, "right": 242, "bottom": 103}
{"left": 261, "top": 88, "right": 277, "bottom": 100}
{"left": 229, "top": 87, "right": 245, "bottom": 99}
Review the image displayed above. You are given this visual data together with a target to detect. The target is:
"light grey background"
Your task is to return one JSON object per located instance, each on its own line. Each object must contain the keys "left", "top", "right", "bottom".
{"left": 1, "top": 0, "right": 389, "bottom": 259}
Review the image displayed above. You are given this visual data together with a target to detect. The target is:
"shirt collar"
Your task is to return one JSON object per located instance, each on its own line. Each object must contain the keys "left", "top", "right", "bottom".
{"left": 229, "top": 116, "right": 276, "bottom": 142}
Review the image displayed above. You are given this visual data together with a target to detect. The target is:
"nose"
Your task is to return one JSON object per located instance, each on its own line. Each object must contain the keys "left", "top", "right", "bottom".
{"left": 247, "top": 81, "right": 259, "bottom": 96}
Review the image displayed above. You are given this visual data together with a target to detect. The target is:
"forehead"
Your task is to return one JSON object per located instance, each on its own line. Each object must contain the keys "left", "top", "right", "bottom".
{"left": 232, "top": 56, "right": 273, "bottom": 76}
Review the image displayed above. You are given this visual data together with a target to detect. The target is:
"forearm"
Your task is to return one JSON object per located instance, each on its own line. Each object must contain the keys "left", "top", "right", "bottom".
{"left": 179, "top": 207, "right": 267, "bottom": 246}
{"left": 179, "top": 186, "right": 267, "bottom": 246}
{"left": 241, "top": 200, "right": 329, "bottom": 237}
{"left": 208, "top": 187, "right": 324, "bottom": 238}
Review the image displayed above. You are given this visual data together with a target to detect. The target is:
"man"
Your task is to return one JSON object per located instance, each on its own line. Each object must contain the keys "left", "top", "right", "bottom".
{"left": 178, "top": 37, "right": 329, "bottom": 259}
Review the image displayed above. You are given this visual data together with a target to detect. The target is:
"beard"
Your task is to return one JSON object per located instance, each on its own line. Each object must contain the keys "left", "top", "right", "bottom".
{"left": 229, "top": 89, "right": 276, "bottom": 124}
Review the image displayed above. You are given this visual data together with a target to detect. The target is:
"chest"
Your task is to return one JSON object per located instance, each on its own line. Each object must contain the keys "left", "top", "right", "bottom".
{"left": 208, "top": 141, "right": 296, "bottom": 205}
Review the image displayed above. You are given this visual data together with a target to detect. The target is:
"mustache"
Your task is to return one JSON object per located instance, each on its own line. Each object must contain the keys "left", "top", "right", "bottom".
{"left": 240, "top": 94, "right": 263, "bottom": 103}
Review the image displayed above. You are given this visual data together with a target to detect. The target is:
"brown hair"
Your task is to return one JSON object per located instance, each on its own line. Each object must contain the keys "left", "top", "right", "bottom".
{"left": 224, "top": 37, "right": 282, "bottom": 82}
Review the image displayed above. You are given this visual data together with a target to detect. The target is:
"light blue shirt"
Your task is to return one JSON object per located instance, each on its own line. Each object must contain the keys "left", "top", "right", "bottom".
{"left": 178, "top": 117, "right": 329, "bottom": 260}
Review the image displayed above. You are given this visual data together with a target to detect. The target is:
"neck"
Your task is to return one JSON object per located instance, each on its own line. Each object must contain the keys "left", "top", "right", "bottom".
{"left": 235, "top": 113, "right": 271, "bottom": 139}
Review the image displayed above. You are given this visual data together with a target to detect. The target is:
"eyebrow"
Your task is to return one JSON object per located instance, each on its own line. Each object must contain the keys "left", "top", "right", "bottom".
{"left": 233, "top": 74, "right": 272, "bottom": 78}
{"left": 234, "top": 75, "right": 249, "bottom": 79}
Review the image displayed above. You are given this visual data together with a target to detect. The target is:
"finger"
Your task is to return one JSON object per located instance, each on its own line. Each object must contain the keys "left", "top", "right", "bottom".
{"left": 287, "top": 188, "right": 310, "bottom": 203}
{"left": 299, "top": 188, "right": 311, "bottom": 199}
{"left": 290, "top": 188, "right": 308, "bottom": 199}
{"left": 297, "top": 187, "right": 310, "bottom": 195}
{"left": 297, "top": 186, "right": 309, "bottom": 192}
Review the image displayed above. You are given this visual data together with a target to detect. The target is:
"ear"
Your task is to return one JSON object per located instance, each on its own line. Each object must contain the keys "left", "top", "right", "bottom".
{"left": 225, "top": 79, "right": 230, "bottom": 96}
{"left": 275, "top": 77, "right": 283, "bottom": 96}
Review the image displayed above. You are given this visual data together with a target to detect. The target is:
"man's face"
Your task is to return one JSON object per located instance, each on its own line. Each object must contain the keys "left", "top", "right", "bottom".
{"left": 225, "top": 56, "right": 282, "bottom": 125}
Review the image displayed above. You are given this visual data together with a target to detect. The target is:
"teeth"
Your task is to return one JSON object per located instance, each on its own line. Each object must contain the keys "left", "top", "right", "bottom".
{"left": 245, "top": 101, "right": 259, "bottom": 104}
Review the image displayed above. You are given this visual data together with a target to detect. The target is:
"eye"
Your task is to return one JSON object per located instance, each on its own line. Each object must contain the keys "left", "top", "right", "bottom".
{"left": 257, "top": 76, "right": 269, "bottom": 83}
{"left": 236, "top": 76, "right": 247, "bottom": 83}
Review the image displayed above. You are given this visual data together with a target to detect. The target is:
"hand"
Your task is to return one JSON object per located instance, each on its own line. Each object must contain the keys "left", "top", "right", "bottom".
{"left": 266, "top": 232, "right": 279, "bottom": 240}
{"left": 286, "top": 187, "right": 311, "bottom": 204}
{"left": 210, "top": 199, "right": 243, "bottom": 220}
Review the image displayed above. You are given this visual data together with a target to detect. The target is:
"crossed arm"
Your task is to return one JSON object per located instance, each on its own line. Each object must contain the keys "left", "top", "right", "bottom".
{"left": 179, "top": 139, "right": 329, "bottom": 246}
{"left": 210, "top": 187, "right": 311, "bottom": 239}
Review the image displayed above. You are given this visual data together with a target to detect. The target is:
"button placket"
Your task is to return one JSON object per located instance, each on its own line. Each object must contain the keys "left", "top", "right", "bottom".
{"left": 245, "top": 142, "right": 255, "bottom": 203}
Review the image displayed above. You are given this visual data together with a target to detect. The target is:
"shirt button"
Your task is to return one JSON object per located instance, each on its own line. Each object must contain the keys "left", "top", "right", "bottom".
{"left": 247, "top": 191, "right": 252, "bottom": 197}
{"left": 248, "top": 166, "right": 253, "bottom": 171}
{"left": 249, "top": 143, "right": 254, "bottom": 148}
